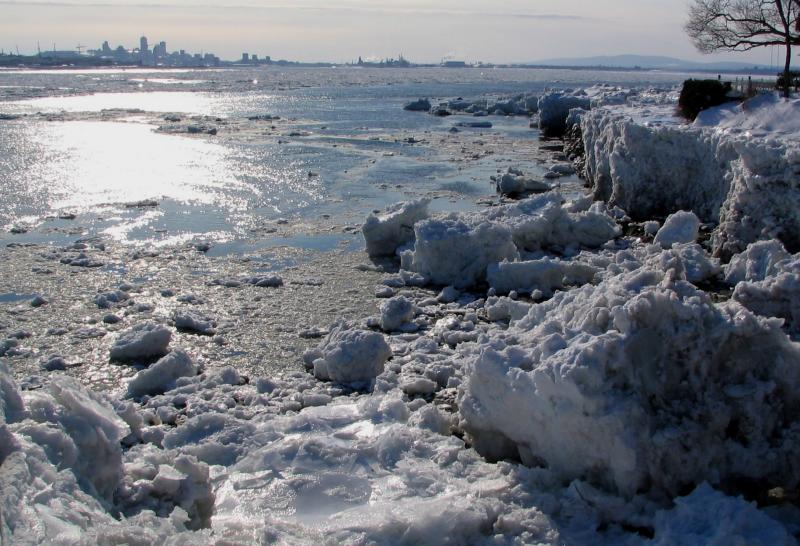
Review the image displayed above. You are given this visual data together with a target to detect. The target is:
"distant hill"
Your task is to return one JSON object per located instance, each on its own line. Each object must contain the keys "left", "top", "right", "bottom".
{"left": 530, "top": 54, "right": 770, "bottom": 72}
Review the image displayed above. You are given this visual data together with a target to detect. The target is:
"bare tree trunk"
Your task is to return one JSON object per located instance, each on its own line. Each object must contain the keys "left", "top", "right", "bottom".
{"left": 784, "top": 40, "right": 793, "bottom": 97}
{"left": 775, "top": 0, "right": 793, "bottom": 97}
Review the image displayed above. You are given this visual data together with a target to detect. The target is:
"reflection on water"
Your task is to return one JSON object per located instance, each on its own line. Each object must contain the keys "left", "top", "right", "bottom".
{"left": 7, "top": 92, "right": 221, "bottom": 115}
{"left": 0, "top": 119, "right": 326, "bottom": 243}
{"left": 32, "top": 121, "right": 241, "bottom": 208}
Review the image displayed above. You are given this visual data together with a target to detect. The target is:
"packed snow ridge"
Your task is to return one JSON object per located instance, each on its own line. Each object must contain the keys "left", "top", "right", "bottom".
{"left": 581, "top": 92, "right": 800, "bottom": 259}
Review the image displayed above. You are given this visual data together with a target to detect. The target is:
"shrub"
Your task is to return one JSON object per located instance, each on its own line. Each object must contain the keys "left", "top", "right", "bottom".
{"left": 678, "top": 79, "right": 735, "bottom": 120}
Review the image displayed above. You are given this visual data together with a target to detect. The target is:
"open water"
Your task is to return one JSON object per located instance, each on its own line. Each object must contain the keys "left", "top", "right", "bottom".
{"left": 0, "top": 66, "right": 703, "bottom": 251}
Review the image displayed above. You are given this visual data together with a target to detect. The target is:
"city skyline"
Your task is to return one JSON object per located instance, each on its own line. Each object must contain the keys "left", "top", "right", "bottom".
{"left": 0, "top": 0, "right": 781, "bottom": 67}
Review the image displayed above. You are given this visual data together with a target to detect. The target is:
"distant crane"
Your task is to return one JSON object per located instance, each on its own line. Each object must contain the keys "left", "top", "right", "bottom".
{"left": 76, "top": 44, "right": 85, "bottom": 54}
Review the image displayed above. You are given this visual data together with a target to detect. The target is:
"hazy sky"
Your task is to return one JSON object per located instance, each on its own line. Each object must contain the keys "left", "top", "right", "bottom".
{"left": 0, "top": 0, "right": 780, "bottom": 65}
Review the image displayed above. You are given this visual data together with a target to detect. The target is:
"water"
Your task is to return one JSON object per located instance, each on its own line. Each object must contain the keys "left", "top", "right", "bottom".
{"left": 0, "top": 66, "right": 702, "bottom": 252}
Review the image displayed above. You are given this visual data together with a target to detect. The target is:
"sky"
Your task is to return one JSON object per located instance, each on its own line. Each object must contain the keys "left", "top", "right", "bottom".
{"left": 0, "top": 0, "right": 781, "bottom": 65}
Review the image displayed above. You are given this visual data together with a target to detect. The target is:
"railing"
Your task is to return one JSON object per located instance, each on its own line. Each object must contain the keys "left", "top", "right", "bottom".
{"left": 728, "top": 76, "right": 777, "bottom": 97}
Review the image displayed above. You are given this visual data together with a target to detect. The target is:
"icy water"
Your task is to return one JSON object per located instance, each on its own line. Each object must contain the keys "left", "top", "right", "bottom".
{"left": 0, "top": 66, "right": 702, "bottom": 252}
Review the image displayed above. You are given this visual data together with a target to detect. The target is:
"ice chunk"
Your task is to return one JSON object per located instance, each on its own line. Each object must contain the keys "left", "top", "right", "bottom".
{"left": 403, "top": 98, "right": 431, "bottom": 112}
{"left": 305, "top": 322, "right": 392, "bottom": 385}
{"left": 110, "top": 322, "right": 172, "bottom": 362}
{"left": 487, "top": 258, "right": 599, "bottom": 297}
{"left": 174, "top": 310, "right": 217, "bottom": 336}
{"left": 725, "top": 239, "right": 792, "bottom": 284}
{"left": 654, "top": 210, "right": 700, "bottom": 248}
{"left": 24, "top": 376, "right": 129, "bottom": 500}
{"left": 126, "top": 350, "right": 199, "bottom": 398}
{"left": 485, "top": 194, "right": 620, "bottom": 252}
{"left": 0, "top": 362, "right": 25, "bottom": 423}
{"left": 437, "top": 285, "right": 460, "bottom": 303}
{"left": 401, "top": 215, "right": 518, "bottom": 289}
{"left": 733, "top": 268, "right": 800, "bottom": 334}
{"left": 670, "top": 243, "right": 720, "bottom": 284}
{"left": 362, "top": 199, "right": 430, "bottom": 257}
{"left": 247, "top": 274, "right": 283, "bottom": 288}
{"left": 495, "top": 168, "right": 550, "bottom": 196}
{"left": 538, "top": 92, "right": 591, "bottom": 136}
{"left": 379, "top": 295, "right": 416, "bottom": 332}
{"left": 95, "top": 290, "right": 129, "bottom": 309}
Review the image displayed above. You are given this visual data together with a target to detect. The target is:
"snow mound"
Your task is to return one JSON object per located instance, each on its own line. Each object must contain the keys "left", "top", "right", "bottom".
{"left": 303, "top": 322, "right": 392, "bottom": 385}
{"left": 110, "top": 322, "right": 172, "bottom": 362}
{"left": 126, "top": 350, "right": 199, "bottom": 398}
{"left": 392, "top": 194, "right": 619, "bottom": 289}
{"left": 652, "top": 483, "right": 795, "bottom": 546}
{"left": 694, "top": 93, "right": 800, "bottom": 138}
{"left": 459, "top": 259, "right": 800, "bottom": 497}
{"left": 484, "top": 194, "right": 620, "bottom": 252}
{"left": 362, "top": 198, "right": 430, "bottom": 257}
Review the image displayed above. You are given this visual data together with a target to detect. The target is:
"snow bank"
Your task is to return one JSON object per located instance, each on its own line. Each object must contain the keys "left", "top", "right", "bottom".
{"left": 459, "top": 258, "right": 800, "bottom": 497}
{"left": 303, "top": 322, "right": 392, "bottom": 385}
{"left": 362, "top": 198, "right": 430, "bottom": 257}
{"left": 694, "top": 93, "right": 800, "bottom": 139}
{"left": 582, "top": 94, "right": 800, "bottom": 259}
{"left": 582, "top": 108, "right": 733, "bottom": 222}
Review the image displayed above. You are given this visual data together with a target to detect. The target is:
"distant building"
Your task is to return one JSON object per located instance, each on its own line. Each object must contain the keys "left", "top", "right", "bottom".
{"left": 86, "top": 35, "right": 221, "bottom": 67}
{"left": 40, "top": 50, "right": 83, "bottom": 59}
{"left": 241, "top": 53, "right": 249, "bottom": 63}
{"left": 442, "top": 60, "right": 467, "bottom": 68}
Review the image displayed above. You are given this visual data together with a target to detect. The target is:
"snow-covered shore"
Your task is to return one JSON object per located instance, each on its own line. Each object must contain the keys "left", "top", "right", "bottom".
{"left": 3, "top": 88, "right": 800, "bottom": 545}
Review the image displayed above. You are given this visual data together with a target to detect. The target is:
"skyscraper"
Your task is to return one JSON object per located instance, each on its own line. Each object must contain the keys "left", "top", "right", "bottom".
{"left": 139, "top": 36, "right": 148, "bottom": 53}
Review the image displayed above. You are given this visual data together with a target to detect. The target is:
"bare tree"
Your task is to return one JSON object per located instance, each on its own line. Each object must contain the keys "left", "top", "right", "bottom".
{"left": 686, "top": 0, "right": 799, "bottom": 97}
